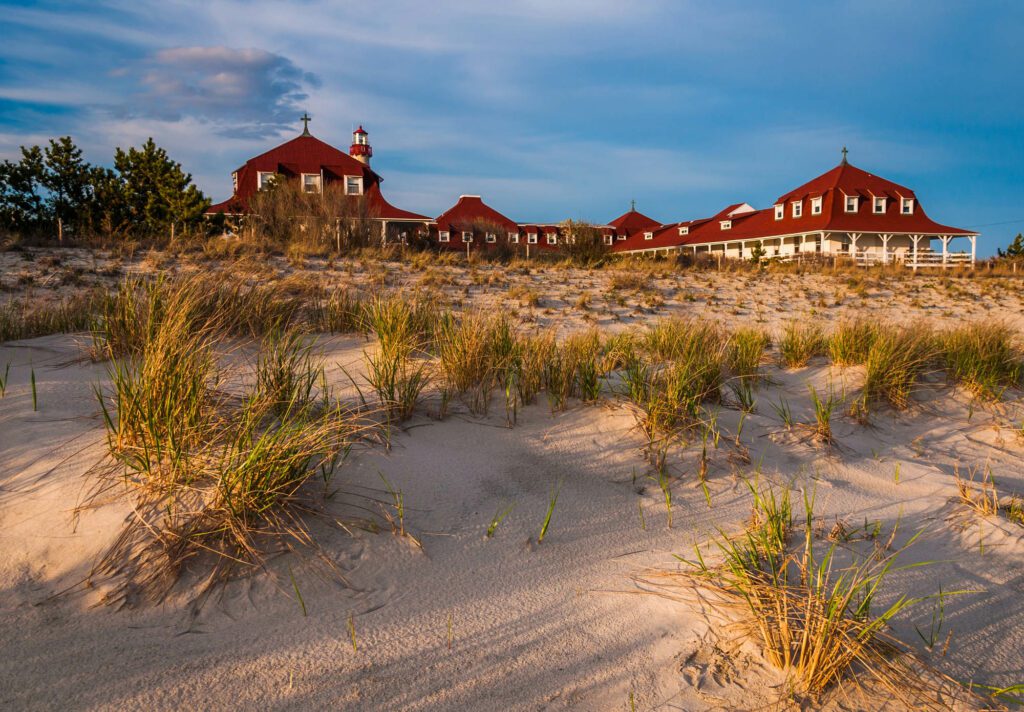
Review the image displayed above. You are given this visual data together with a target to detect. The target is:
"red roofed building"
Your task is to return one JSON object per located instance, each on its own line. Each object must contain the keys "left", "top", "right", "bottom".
{"left": 206, "top": 116, "right": 429, "bottom": 243}
{"left": 616, "top": 153, "right": 978, "bottom": 268}
{"left": 606, "top": 203, "right": 663, "bottom": 251}
{"left": 434, "top": 195, "right": 520, "bottom": 251}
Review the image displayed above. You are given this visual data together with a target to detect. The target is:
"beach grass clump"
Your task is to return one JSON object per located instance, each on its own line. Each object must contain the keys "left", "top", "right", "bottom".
{"left": 727, "top": 327, "right": 770, "bottom": 383}
{"left": 363, "top": 295, "right": 434, "bottom": 421}
{"left": 92, "top": 307, "right": 356, "bottom": 605}
{"left": 860, "top": 325, "right": 935, "bottom": 411}
{"left": 954, "top": 467, "right": 1024, "bottom": 527}
{"left": 0, "top": 291, "right": 100, "bottom": 344}
{"left": 807, "top": 384, "right": 839, "bottom": 444}
{"left": 939, "top": 322, "right": 1022, "bottom": 400}
{"left": 310, "top": 288, "right": 367, "bottom": 333}
{"left": 828, "top": 318, "right": 880, "bottom": 366}
{"left": 779, "top": 321, "right": 826, "bottom": 368}
{"left": 687, "top": 482, "right": 945, "bottom": 701}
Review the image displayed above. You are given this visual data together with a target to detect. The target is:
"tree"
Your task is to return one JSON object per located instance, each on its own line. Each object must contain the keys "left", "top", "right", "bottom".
{"left": 114, "top": 138, "right": 208, "bottom": 238}
{"left": 997, "top": 233, "right": 1024, "bottom": 259}
{"left": 0, "top": 146, "right": 46, "bottom": 234}
{"left": 40, "top": 137, "right": 94, "bottom": 241}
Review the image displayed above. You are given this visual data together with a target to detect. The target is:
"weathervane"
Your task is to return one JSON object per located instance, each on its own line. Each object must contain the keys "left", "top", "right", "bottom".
{"left": 301, "top": 113, "right": 312, "bottom": 136}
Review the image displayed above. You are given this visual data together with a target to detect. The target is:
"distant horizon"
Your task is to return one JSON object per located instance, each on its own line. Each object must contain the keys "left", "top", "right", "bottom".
{"left": 3, "top": 1, "right": 1022, "bottom": 255}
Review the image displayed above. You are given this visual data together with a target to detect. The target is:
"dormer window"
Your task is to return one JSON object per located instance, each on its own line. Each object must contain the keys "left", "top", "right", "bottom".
{"left": 546, "top": 233, "right": 557, "bottom": 245}
{"left": 485, "top": 233, "right": 497, "bottom": 243}
{"left": 720, "top": 220, "right": 732, "bottom": 230}
{"left": 603, "top": 234, "right": 613, "bottom": 245}
{"left": 462, "top": 231, "right": 473, "bottom": 242}
{"left": 345, "top": 176, "right": 363, "bottom": 195}
{"left": 774, "top": 204, "right": 784, "bottom": 220}
{"left": 873, "top": 196, "right": 887, "bottom": 214}
{"left": 791, "top": 201, "right": 803, "bottom": 218}
{"left": 811, "top": 197, "right": 822, "bottom": 215}
{"left": 901, "top": 198, "right": 914, "bottom": 215}
{"left": 508, "top": 232, "right": 519, "bottom": 243}
{"left": 845, "top": 195, "right": 858, "bottom": 213}
{"left": 257, "top": 172, "right": 275, "bottom": 191}
{"left": 527, "top": 233, "right": 538, "bottom": 244}
{"left": 302, "top": 173, "right": 322, "bottom": 194}
{"left": 644, "top": 231, "right": 654, "bottom": 240}
{"left": 438, "top": 231, "right": 450, "bottom": 243}
{"left": 678, "top": 225, "right": 689, "bottom": 235}
{"left": 617, "top": 233, "right": 626, "bottom": 240}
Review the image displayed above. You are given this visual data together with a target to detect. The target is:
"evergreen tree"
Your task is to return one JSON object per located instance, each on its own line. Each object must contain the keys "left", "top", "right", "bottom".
{"left": 114, "top": 138, "right": 209, "bottom": 237}
{"left": 0, "top": 146, "right": 47, "bottom": 233}
{"left": 997, "top": 233, "right": 1024, "bottom": 258}
{"left": 40, "top": 136, "right": 94, "bottom": 241}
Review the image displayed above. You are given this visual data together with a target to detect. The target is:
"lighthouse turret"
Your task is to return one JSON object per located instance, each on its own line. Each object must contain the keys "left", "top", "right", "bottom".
{"left": 349, "top": 126, "right": 372, "bottom": 165}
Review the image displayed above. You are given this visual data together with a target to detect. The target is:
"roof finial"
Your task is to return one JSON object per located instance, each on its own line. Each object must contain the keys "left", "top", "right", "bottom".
{"left": 300, "top": 112, "right": 312, "bottom": 136}
{"left": 631, "top": 199, "right": 636, "bottom": 212}
{"left": 841, "top": 146, "right": 848, "bottom": 165}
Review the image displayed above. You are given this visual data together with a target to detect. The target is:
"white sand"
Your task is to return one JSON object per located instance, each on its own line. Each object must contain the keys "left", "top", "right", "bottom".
{"left": 2, "top": 289, "right": 1024, "bottom": 709}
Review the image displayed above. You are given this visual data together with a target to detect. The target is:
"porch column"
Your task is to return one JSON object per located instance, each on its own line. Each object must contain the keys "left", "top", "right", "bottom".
{"left": 381, "top": 220, "right": 389, "bottom": 246}
{"left": 911, "top": 235, "right": 921, "bottom": 271}
{"left": 849, "top": 233, "right": 860, "bottom": 262}
{"left": 969, "top": 235, "right": 977, "bottom": 267}
{"left": 941, "top": 235, "right": 951, "bottom": 268}
{"left": 880, "top": 234, "right": 891, "bottom": 264}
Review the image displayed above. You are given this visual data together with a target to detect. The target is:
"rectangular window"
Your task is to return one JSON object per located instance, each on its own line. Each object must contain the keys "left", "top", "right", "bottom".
{"left": 345, "top": 176, "right": 363, "bottom": 195}
{"left": 603, "top": 234, "right": 613, "bottom": 245}
{"left": 439, "top": 231, "right": 450, "bottom": 243}
{"left": 617, "top": 233, "right": 626, "bottom": 240}
{"left": 873, "top": 197, "right": 886, "bottom": 213}
{"left": 508, "top": 232, "right": 518, "bottom": 242}
{"left": 678, "top": 225, "right": 689, "bottom": 235}
{"left": 720, "top": 220, "right": 731, "bottom": 230}
{"left": 258, "top": 172, "right": 275, "bottom": 191}
{"left": 527, "top": 233, "right": 538, "bottom": 244}
{"left": 774, "top": 204, "right": 784, "bottom": 220}
{"left": 845, "top": 195, "right": 858, "bottom": 213}
{"left": 485, "top": 233, "right": 496, "bottom": 243}
{"left": 901, "top": 198, "right": 914, "bottom": 215}
{"left": 546, "top": 233, "right": 557, "bottom": 245}
{"left": 811, "top": 197, "right": 822, "bottom": 215}
{"left": 232, "top": 172, "right": 238, "bottom": 192}
{"left": 302, "top": 173, "right": 322, "bottom": 194}
{"left": 644, "top": 231, "right": 653, "bottom": 240}
{"left": 462, "top": 231, "right": 473, "bottom": 242}
{"left": 791, "top": 201, "right": 803, "bottom": 218}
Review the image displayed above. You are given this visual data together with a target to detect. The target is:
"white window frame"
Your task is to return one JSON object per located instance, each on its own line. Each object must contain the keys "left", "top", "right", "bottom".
{"left": 302, "top": 173, "right": 322, "bottom": 194}
{"left": 527, "top": 233, "right": 538, "bottom": 244}
{"left": 678, "top": 225, "right": 689, "bottom": 235}
{"left": 546, "top": 233, "right": 557, "bottom": 245}
{"left": 873, "top": 196, "right": 887, "bottom": 214}
{"left": 345, "top": 175, "right": 364, "bottom": 195}
{"left": 845, "top": 195, "right": 859, "bottom": 213}
{"left": 508, "top": 232, "right": 519, "bottom": 243}
{"left": 617, "top": 233, "right": 626, "bottom": 240}
{"left": 462, "top": 231, "right": 473, "bottom": 243}
{"left": 603, "top": 234, "right": 613, "bottom": 245}
{"left": 644, "top": 231, "right": 654, "bottom": 240}
{"left": 811, "top": 196, "right": 822, "bottom": 215}
{"left": 232, "top": 172, "right": 238, "bottom": 192}
{"left": 774, "top": 204, "right": 784, "bottom": 220}
{"left": 791, "top": 201, "right": 803, "bottom": 218}
{"left": 901, "top": 198, "right": 914, "bottom": 215}
{"left": 485, "top": 232, "right": 496, "bottom": 243}
{"left": 257, "top": 171, "right": 275, "bottom": 191}
{"left": 438, "top": 231, "right": 450, "bottom": 243}
{"left": 720, "top": 220, "right": 732, "bottom": 230}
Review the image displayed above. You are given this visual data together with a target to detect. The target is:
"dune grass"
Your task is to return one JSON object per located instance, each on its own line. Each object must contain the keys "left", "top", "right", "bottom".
{"left": 940, "top": 321, "right": 1023, "bottom": 400}
{"left": 779, "top": 321, "right": 826, "bottom": 369}
{"left": 828, "top": 318, "right": 880, "bottom": 366}
{"left": 686, "top": 482, "right": 955, "bottom": 703}
{"left": 954, "top": 466, "right": 1024, "bottom": 527}
{"left": 859, "top": 325, "right": 935, "bottom": 412}
{"left": 0, "top": 291, "right": 99, "bottom": 344}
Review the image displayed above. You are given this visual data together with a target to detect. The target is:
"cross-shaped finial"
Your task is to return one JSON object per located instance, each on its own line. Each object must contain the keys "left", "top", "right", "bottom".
{"left": 841, "top": 146, "right": 849, "bottom": 165}
{"left": 300, "top": 113, "right": 312, "bottom": 136}
{"left": 631, "top": 199, "right": 636, "bottom": 212}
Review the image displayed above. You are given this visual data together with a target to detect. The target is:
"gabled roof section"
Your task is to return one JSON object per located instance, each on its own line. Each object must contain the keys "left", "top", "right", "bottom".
{"left": 435, "top": 195, "right": 518, "bottom": 232}
{"left": 776, "top": 161, "right": 914, "bottom": 204}
{"left": 238, "top": 133, "right": 373, "bottom": 178}
{"left": 607, "top": 208, "right": 662, "bottom": 238}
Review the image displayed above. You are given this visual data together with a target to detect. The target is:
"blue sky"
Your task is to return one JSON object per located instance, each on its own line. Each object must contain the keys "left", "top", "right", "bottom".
{"left": 2, "top": 1, "right": 1022, "bottom": 254}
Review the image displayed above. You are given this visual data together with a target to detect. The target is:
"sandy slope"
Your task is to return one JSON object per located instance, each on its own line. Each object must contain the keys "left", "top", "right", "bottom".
{"left": 1, "top": 328, "right": 1023, "bottom": 710}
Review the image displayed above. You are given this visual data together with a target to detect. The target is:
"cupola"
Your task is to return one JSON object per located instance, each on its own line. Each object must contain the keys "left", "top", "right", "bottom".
{"left": 350, "top": 126, "right": 372, "bottom": 165}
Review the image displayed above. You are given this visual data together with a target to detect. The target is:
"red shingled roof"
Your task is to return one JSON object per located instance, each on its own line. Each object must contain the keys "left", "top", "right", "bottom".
{"left": 607, "top": 208, "right": 662, "bottom": 238}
